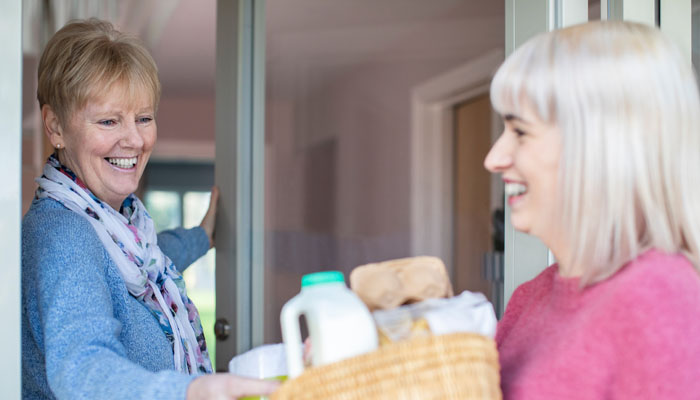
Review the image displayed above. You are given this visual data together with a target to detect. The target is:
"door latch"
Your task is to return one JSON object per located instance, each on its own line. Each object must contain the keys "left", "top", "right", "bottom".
{"left": 214, "top": 318, "right": 231, "bottom": 340}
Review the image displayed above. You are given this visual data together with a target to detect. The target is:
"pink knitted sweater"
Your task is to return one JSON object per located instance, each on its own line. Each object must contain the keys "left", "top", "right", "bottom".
{"left": 496, "top": 250, "right": 700, "bottom": 399}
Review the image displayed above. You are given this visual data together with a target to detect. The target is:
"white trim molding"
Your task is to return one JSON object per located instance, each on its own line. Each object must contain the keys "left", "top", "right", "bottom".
{"left": 0, "top": 0, "right": 22, "bottom": 398}
{"left": 410, "top": 49, "right": 504, "bottom": 276}
{"left": 660, "top": 0, "right": 691, "bottom": 61}
{"left": 604, "top": 0, "right": 656, "bottom": 25}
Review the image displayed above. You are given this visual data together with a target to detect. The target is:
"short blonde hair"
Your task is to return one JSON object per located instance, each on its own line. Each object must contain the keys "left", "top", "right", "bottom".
{"left": 491, "top": 21, "right": 700, "bottom": 285}
{"left": 37, "top": 18, "right": 161, "bottom": 124}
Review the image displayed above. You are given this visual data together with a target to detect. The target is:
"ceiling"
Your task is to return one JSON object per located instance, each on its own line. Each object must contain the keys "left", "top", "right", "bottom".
{"left": 29, "top": 1, "right": 660, "bottom": 102}
{"left": 23, "top": 0, "right": 505, "bottom": 101}
{"left": 121, "top": 0, "right": 503, "bottom": 97}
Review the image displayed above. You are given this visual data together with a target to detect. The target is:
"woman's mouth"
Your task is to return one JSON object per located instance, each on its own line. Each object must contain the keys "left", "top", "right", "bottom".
{"left": 105, "top": 157, "right": 137, "bottom": 169}
{"left": 505, "top": 182, "right": 528, "bottom": 205}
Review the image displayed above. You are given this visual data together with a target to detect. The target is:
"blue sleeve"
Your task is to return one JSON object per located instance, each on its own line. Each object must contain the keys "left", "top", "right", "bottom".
{"left": 24, "top": 209, "right": 196, "bottom": 400}
{"left": 157, "top": 226, "right": 210, "bottom": 273}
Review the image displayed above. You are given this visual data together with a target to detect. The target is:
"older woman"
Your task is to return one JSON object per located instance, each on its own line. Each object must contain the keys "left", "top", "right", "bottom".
{"left": 22, "top": 19, "right": 277, "bottom": 399}
{"left": 484, "top": 21, "right": 700, "bottom": 398}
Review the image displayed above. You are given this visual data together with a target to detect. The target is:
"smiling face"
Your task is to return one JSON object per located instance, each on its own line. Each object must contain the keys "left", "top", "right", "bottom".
{"left": 484, "top": 103, "right": 562, "bottom": 248}
{"left": 46, "top": 82, "right": 157, "bottom": 210}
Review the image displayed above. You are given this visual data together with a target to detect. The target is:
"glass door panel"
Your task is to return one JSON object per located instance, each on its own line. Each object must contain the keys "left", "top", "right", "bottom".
{"left": 144, "top": 188, "right": 217, "bottom": 366}
{"left": 182, "top": 191, "right": 217, "bottom": 367}
{"left": 693, "top": 0, "right": 700, "bottom": 72}
{"left": 264, "top": 0, "right": 505, "bottom": 342}
{"left": 144, "top": 191, "right": 182, "bottom": 232}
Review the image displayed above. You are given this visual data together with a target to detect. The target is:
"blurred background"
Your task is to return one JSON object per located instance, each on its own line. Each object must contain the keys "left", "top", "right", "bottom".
{"left": 20, "top": 0, "right": 700, "bottom": 368}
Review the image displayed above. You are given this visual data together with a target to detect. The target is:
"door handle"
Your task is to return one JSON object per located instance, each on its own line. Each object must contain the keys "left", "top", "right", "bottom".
{"left": 214, "top": 318, "right": 231, "bottom": 340}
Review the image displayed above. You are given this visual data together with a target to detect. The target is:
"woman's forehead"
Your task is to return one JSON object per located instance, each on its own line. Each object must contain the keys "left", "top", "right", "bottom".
{"left": 82, "top": 80, "right": 155, "bottom": 112}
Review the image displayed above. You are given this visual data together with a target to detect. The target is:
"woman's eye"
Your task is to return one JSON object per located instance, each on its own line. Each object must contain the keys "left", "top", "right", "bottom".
{"left": 98, "top": 119, "right": 116, "bottom": 127}
{"left": 137, "top": 117, "right": 153, "bottom": 124}
{"left": 514, "top": 128, "right": 526, "bottom": 137}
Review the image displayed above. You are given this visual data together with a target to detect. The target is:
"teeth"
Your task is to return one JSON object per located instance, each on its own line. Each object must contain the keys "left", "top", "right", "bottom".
{"left": 107, "top": 157, "right": 137, "bottom": 169}
{"left": 505, "top": 182, "right": 527, "bottom": 197}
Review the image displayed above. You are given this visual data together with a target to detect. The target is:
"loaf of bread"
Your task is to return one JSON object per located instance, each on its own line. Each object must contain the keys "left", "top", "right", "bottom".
{"left": 350, "top": 256, "right": 454, "bottom": 311}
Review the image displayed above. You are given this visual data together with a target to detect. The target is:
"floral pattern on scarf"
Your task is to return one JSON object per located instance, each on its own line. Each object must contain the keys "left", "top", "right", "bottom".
{"left": 36, "top": 155, "right": 213, "bottom": 375}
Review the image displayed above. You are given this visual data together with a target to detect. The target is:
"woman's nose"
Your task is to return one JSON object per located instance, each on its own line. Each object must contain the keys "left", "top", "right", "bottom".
{"left": 483, "top": 132, "right": 513, "bottom": 173}
{"left": 120, "top": 120, "right": 145, "bottom": 148}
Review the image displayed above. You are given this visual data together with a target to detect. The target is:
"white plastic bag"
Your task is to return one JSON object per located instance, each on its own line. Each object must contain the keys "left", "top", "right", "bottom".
{"left": 372, "top": 291, "right": 497, "bottom": 343}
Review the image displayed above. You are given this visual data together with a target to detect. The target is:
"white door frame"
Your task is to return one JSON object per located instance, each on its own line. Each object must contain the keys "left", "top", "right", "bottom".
{"left": 1, "top": 1, "right": 22, "bottom": 398}
{"left": 659, "top": 0, "right": 691, "bottom": 60}
{"left": 410, "top": 49, "right": 504, "bottom": 279}
{"left": 215, "top": 0, "right": 266, "bottom": 369}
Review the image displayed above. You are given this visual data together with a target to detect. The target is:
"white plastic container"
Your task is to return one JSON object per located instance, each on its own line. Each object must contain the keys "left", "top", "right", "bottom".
{"left": 280, "top": 271, "right": 378, "bottom": 378}
{"left": 228, "top": 343, "right": 287, "bottom": 380}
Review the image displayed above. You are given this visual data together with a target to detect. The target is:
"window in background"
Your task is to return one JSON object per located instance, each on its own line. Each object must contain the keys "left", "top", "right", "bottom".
{"left": 181, "top": 191, "right": 217, "bottom": 368}
{"left": 145, "top": 191, "right": 181, "bottom": 232}
{"left": 143, "top": 162, "right": 216, "bottom": 366}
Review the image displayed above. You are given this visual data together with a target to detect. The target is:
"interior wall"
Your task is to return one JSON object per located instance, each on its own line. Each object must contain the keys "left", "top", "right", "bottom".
{"left": 21, "top": 54, "right": 43, "bottom": 215}
{"left": 265, "top": 56, "right": 505, "bottom": 272}
{"left": 264, "top": 0, "right": 505, "bottom": 342}
{"left": 265, "top": 1, "right": 504, "bottom": 270}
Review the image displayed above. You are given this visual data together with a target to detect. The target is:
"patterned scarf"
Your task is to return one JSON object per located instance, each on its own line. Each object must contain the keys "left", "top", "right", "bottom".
{"left": 35, "top": 155, "right": 213, "bottom": 375}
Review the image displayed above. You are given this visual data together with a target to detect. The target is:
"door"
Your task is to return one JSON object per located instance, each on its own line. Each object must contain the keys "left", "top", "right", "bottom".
{"left": 453, "top": 94, "right": 498, "bottom": 309}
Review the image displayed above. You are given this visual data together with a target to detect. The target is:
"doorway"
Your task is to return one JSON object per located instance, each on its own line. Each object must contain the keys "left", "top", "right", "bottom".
{"left": 453, "top": 94, "right": 502, "bottom": 313}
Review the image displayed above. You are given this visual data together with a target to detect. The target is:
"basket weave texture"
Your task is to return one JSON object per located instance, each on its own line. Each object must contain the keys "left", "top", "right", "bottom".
{"left": 271, "top": 332, "right": 501, "bottom": 400}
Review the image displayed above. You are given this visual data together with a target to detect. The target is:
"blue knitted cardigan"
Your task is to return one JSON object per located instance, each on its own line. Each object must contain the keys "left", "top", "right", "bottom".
{"left": 22, "top": 197, "right": 210, "bottom": 399}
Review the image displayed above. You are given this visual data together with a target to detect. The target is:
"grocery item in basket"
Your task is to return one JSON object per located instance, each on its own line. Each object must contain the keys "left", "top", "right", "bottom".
{"left": 228, "top": 343, "right": 288, "bottom": 380}
{"left": 228, "top": 344, "right": 288, "bottom": 400}
{"left": 280, "top": 271, "right": 378, "bottom": 378}
{"left": 350, "top": 256, "right": 453, "bottom": 311}
{"left": 373, "top": 290, "right": 497, "bottom": 345}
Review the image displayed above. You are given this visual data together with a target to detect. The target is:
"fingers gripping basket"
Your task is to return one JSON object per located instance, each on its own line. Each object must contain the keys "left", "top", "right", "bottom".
{"left": 271, "top": 332, "right": 502, "bottom": 400}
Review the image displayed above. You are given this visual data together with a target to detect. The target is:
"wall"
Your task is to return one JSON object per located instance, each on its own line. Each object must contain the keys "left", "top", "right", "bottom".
{"left": 263, "top": 0, "right": 505, "bottom": 341}
{"left": 265, "top": 1, "right": 505, "bottom": 268}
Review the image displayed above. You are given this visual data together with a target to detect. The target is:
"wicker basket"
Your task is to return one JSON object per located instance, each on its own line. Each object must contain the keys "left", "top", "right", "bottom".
{"left": 271, "top": 332, "right": 501, "bottom": 400}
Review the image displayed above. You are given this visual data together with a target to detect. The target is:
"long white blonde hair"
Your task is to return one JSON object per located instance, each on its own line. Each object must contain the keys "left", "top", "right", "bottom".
{"left": 491, "top": 21, "right": 700, "bottom": 285}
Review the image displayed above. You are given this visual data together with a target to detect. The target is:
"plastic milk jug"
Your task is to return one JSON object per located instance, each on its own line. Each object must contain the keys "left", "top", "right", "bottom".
{"left": 280, "top": 271, "right": 379, "bottom": 378}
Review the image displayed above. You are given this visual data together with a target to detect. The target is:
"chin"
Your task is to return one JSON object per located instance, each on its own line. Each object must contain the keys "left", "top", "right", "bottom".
{"left": 112, "top": 185, "right": 138, "bottom": 199}
{"left": 510, "top": 218, "right": 531, "bottom": 235}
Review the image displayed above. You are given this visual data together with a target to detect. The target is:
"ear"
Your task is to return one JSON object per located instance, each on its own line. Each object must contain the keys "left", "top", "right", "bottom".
{"left": 41, "top": 105, "right": 65, "bottom": 149}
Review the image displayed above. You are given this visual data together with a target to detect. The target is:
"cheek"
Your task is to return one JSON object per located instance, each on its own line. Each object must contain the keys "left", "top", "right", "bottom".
{"left": 91, "top": 137, "right": 119, "bottom": 157}
{"left": 61, "top": 128, "right": 85, "bottom": 151}
{"left": 144, "top": 128, "right": 157, "bottom": 151}
{"left": 542, "top": 156, "right": 561, "bottom": 195}
{"left": 534, "top": 165, "right": 561, "bottom": 218}
{"left": 71, "top": 139, "right": 104, "bottom": 161}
